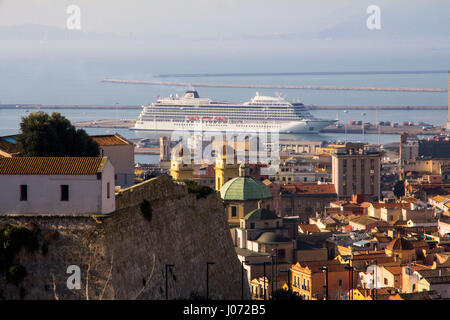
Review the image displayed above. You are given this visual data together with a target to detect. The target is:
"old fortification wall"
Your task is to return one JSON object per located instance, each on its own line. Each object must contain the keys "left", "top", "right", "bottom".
{"left": 0, "top": 174, "right": 250, "bottom": 300}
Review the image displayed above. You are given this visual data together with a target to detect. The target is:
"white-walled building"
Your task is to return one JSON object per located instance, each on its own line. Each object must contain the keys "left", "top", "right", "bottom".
{"left": 0, "top": 157, "right": 115, "bottom": 215}
{"left": 92, "top": 134, "right": 134, "bottom": 188}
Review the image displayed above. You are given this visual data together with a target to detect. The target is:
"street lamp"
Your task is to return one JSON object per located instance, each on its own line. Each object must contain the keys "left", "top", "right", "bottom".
{"left": 206, "top": 262, "right": 215, "bottom": 300}
{"left": 271, "top": 255, "right": 275, "bottom": 298}
{"left": 361, "top": 113, "right": 366, "bottom": 143}
{"left": 320, "top": 266, "right": 329, "bottom": 300}
{"left": 263, "top": 261, "right": 268, "bottom": 300}
{"left": 344, "top": 264, "right": 353, "bottom": 300}
{"left": 280, "top": 269, "right": 291, "bottom": 293}
{"left": 271, "top": 248, "right": 278, "bottom": 295}
{"left": 165, "top": 264, "right": 175, "bottom": 300}
{"left": 372, "top": 259, "right": 378, "bottom": 300}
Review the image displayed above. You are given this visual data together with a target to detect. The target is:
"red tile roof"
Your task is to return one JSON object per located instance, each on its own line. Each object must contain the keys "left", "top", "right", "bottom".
{"left": 360, "top": 202, "right": 373, "bottom": 208}
{"left": 335, "top": 202, "right": 361, "bottom": 208}
{"left": 281, "top": 183, "right": 336, "bottom": 195}
{"left": 292, "top": 260, "right": 345, "bottom": 273}
{"left": 0, "top": 157, "right": 107, "bottom": 175}
{"left": 374, "top": 236, "right": 392, "bottom": 243}
{"left": 386, "top": 237, "right": 414, "bottom": 251}
{"left": 383, "top": 266, "right": 403, "bottom": 275}
{"left": 349, "top": 215, "right": 379, "bottom": 226}
{"left": 91, "top": 134, "right": 132, "bottom": 146}
{"left": 298, "top": 224, "right": 321, "bottom": 234}
{"left": 371, "top": 203, "right": 411, "bottom": 209}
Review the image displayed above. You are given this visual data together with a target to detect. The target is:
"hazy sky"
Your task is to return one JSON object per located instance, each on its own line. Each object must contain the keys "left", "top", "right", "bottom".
{"left": 0, "top": 0, "right": 448, "bottom": 59}
{"left": 0, "top": 1, "right": 449, "bottom": 106}
{"left": 0, "top": 0, "right": 448, "bottom": 37}
{"left": 0, "top": 0, "right": 367, "bottom": 35}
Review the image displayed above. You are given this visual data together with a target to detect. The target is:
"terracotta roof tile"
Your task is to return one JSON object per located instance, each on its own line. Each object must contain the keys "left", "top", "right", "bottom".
{"left": 349, "top": 215, "right": 379, "bottom": 226}
{"left": 291, "top": 260, "right": 345, "bottom": 273}
{"left": 374, "top": 236, "right": 391, "bottom": 243}
{"left": 91, "top": 134, "right": 132, "bottom": 146}
{"left": 298, "top": 224, "right": 321, "bottom": 234}
{"left": 0, "top": 157, "right": 107, "bottom": 175}
{"left": 281, "top": 183, "right": 336, "bottom": 195}
{"left": 360, "top": 202, "right": 372, "bottom": 208}
{"left": 384, "top": 266, "right": 403, "bottom": 275}
{"left": 386, "top": 237, "right": 414, "bottom": 251}
{"left": 371, "top": 203, "right": 411, "bottom": 209}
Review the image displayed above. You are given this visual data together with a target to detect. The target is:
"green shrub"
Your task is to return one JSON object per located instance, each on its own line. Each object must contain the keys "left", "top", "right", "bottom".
{"left": 0, "top": 224, "right": 39, "bottom": 253}
{"left": 140, "top": 200, "right": 153, "bottom": 222}
{"left": 7, "top": 265, "right": 27, "bottom": 285}
{"left": 178, "top": 180, "right": 214, "bottom": 199}
{"left": 0, "top": 224, "right": 39, "bottom": 271}
{"left": 0, "top": 224, "right": 39, "bottom": 287}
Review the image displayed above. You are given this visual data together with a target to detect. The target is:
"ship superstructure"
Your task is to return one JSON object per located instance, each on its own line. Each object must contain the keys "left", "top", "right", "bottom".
{"left": 133, "top": 91, "right": 336, "bottom": 133}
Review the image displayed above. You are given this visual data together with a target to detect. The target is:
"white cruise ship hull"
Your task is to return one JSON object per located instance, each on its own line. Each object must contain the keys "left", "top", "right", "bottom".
{"left": 132, "top": 119, "right": 335, "bottom": 133}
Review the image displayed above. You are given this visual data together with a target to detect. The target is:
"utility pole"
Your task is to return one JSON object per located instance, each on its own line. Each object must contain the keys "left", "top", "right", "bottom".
{"left": 372, "top": 260, "right": 378, "bottom": 300}
{"left": 263, "top": 261, "right": 268, "bottom": 300}
{"left": 320, "top": 266, "right": 329, "bottom": 300}
{"left": 271, "top": 255, "right": 274, "bottom": 299}
{"left": 272, "top": 248, "right": 278, "bottom": 295}
{"left": 280, "top": 269, "right": 291, "bottom": 293}
{"left": 344, "top": 265, "right": 353, "bottom": 300}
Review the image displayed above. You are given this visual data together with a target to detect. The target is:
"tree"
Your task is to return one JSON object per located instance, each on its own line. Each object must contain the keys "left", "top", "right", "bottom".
{"left": 16, "top": 111, "right": 99, "bottom": 157}
{"left": 393, "top": 180, "right": 405, "bottom": 199}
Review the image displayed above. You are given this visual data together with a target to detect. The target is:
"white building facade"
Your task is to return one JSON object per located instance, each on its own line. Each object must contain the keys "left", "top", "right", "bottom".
{"left": 92, "top": 134, "right": 135, "bottom": 188}
{"left": 0, "top": 157, "right": 115, "bottom": 215}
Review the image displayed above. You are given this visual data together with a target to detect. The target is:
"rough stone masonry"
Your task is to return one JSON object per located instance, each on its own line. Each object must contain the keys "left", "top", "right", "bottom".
{"left": 0, "top": 174, "right": 250, "bottom": 300}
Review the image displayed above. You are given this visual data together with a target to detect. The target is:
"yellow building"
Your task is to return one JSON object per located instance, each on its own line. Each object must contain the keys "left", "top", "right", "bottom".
{"left": 290, "top": 260, "right": 352, "bottom": 300}
{"left": 352, "top": 288, "right": 372, "bottom": 300}
{"left": 169, "top": 144, "right": 194, "bottom": 181}
{"left": 214, "top": 144, "right": 239, "bottom": 191}
{"left": 316, "top": 142, "right": 365, "bottom": 156}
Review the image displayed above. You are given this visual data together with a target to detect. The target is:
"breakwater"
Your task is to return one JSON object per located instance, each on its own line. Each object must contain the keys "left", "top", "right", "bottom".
{"left": 102, "top": 78, "right": 447, "bottom": 93}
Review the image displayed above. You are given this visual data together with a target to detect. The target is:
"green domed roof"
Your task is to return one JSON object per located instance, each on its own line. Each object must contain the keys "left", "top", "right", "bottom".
{"left": 220, "top": 177, "right": 272, "bottom": 201}
{"left": 244, "top": 208, "right": 278, "bottom": 221}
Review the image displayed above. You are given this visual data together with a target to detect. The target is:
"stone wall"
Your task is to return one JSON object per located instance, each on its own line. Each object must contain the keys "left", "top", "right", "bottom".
{"left": 0, "top": 174, "right": 250, "bottom": 300}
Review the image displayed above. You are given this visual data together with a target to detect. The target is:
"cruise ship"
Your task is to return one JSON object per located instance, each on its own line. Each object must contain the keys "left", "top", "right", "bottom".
{"left": 133, "top": 91, "right": 336, "bottom": 133}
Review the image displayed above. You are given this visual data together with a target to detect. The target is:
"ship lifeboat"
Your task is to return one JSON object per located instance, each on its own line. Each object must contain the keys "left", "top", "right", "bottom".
{"left": 214, "top": 116, "right": 227, "bottom": 121}
{"left": 202, "top": 117, "right": 212, "bottom": 121}
{"left": 187, "top": 116, "right": 199, "bottom": 121}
